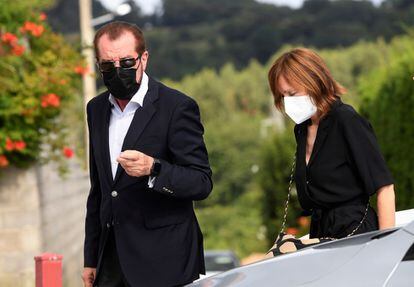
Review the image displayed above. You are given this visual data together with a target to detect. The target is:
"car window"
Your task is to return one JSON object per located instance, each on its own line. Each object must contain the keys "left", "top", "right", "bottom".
{"left": 402, "top": 243, "right": 414, "bottom": 261}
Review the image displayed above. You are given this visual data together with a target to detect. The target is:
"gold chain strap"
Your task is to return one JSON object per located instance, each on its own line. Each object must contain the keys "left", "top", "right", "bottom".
{"left": 345, "top": 202, "right": 369, "bottom": 237}
{"left": 279, "top": 154, "right": 296, "bottom": 235}
{"left": 279, "top": 153, "right": 369, "bottom": 239}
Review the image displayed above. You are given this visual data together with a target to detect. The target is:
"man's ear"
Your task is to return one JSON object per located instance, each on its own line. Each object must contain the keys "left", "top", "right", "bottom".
{"left": 140, "top": 50, "right": 149, "bottom": 70}
{"left": 141, "top": 50, "right": 149, "bottom": 60}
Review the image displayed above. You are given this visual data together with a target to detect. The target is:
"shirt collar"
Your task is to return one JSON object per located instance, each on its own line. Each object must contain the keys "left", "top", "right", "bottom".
{"left": 108, "top": 72, "right": 149, "bottom": 108}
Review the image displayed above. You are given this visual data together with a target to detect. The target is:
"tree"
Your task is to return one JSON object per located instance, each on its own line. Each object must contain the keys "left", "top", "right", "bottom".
{"left": 45, "top": 0, "right": 414, "bottom": 80}
{"left": 196, "top": 186, "right": 268, "bottom": 258}
{"left": 258, "top": 127, "right": 306, "bottom": 246}
{"left": 359, "top": 35, "right": 414, "bottom": 210}
{"left": 164, "top": 62, "right": 270, "bottom": 206}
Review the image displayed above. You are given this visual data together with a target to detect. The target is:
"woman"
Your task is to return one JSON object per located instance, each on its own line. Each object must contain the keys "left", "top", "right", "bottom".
{"left": 268, "top": 48, "right": 395, "bottom": 239}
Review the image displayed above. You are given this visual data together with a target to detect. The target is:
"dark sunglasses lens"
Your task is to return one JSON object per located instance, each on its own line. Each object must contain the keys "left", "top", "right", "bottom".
{"left": 99, "top": 62, "right": 115, "bottom": 72}
{"left": 120, "top": 58, "right": 137, "bottom": 69}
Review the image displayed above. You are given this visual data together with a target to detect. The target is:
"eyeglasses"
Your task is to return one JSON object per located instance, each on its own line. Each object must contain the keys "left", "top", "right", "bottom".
{"left": 97, "top": 56, "right": 141, "bottom": 72}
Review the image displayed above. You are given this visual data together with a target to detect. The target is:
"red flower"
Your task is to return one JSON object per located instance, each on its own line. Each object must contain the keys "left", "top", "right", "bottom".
{"left": 59, "top": 79, "right": 68, "bottom": 85}
{"left": 21, "top": 21, "right": 36, "bottom": 32}
{"left": 74, "top": 65, "right": 89, "bottom": 75}
{"left": 63, "top": 147, "right": 74, "bottom": 158}
{"left": 1, "top": 32, "right": 18, "bottom": 45}
{"left": 14, "top": 140, "right": 26, "bottom": 151}
{"left": 31, "top": 25, "right": 44, "bottom": 37}
{"left": 0, "top": 155, "right": 9, "bottom": 167}
{"left": 11, "top": 44, "right": 25, "bottom": 56}
{"left": 4, "top": 138, "right": 26, "bottom": 152}
{"left": 297, "top": 216, "right": 310, "bottom": 228}
{"left": 286, "top": 227, "right": 299, "bottom": 236}
{"left": 22, "top": 21, "right": 36, "bottom": 30}
{"left": 48, "top": 95, "right": 60, "bottom": 107}
{"left": 39, "top": 13, "right": 47, "bottom": 21}
{"left": 41, "top": 93, "right": 60, "bottom": 108}
{"left": 5, "top": 138, "right": 14, "bottom": 151}
{"left": 20, "top": 21, "right": 44, "bottom": 37}
{"left": 1, "top": 32, "right": 25, "bottom": 56}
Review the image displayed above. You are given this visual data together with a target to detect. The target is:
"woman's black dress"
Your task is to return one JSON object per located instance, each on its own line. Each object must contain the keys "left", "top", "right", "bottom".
{"left": 294, "top": 99, "right": 393, "bottom": 238}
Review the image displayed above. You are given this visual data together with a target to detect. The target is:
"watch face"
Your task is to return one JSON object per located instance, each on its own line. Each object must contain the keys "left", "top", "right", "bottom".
{"left": 152, "top": 159, "right": 161, "bottom": 176}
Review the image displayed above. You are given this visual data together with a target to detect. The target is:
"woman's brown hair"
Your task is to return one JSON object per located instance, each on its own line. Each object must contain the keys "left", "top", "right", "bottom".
{"left": 268, "top": 48, "right": 346, "bottom": 117}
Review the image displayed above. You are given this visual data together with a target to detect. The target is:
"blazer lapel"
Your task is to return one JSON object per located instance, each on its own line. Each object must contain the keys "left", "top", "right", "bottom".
{"left": 113, "top": 78, "right": 159, "bottom": 184}
{"left": 98, "top": 96, "right": 114, "bottom": 186}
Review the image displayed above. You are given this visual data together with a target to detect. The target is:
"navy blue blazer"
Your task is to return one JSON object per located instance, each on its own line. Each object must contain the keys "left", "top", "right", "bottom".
{"left": 84, "top": 76, "right": 212, "bottom": 287}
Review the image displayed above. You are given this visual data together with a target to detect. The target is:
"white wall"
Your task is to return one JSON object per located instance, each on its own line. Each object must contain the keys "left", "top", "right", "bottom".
{"left": 0, "top": 162, "right": 89, "bottom": 287}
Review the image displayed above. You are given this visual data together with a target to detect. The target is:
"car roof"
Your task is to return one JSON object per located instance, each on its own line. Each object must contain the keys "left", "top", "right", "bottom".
{"left": 403, "top": 215, "right": 414, "bottom": 234}
{"left": 191, "top": 220, "right": 414, "bottom": 287}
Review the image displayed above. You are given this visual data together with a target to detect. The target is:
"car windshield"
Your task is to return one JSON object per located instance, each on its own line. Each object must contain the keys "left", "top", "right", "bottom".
{"left": 205, "top": 254, "right": 237, "bottom": 271}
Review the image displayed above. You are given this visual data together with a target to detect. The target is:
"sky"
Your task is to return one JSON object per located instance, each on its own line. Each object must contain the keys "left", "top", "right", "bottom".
{"left": 100, "top": 0, "right": 385, "bottom": 15}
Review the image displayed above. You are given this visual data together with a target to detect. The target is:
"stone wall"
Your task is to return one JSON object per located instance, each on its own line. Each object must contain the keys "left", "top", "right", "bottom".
{"left": 0, "top": 161, "right": 89, "bottom": 287}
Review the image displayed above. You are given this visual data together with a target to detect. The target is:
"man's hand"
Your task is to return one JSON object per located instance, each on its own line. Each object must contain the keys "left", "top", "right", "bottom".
{"left": 117, "top": 150, "right": 154, "bottom": 177}
{"left": 82, "top": 267, "right": 96, "bottom": 287}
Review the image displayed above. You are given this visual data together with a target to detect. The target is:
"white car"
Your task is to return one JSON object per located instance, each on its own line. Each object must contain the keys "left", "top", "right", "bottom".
{"left": 190, "top": 209, "right": 414, "bottom": 287}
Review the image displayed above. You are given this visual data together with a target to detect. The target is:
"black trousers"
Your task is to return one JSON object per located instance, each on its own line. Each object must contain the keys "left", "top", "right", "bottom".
{"left": 95, "top": 229, "right": 131, "bottom": 287}
{"left": 95, "top": 229, "right": 194, "bottom": 287}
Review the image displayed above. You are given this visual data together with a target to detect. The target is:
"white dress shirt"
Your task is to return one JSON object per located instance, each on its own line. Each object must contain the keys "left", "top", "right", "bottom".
{"left": 108, "top": 72, "right": 150, "bottom": 180}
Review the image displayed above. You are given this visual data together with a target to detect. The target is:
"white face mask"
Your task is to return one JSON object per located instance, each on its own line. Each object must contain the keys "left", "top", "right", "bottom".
{"left": 283, "top": 95, "right": 317, "bottom": 124}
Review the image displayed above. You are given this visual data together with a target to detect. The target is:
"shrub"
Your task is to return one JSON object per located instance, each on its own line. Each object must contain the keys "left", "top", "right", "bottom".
{"left": 0, "top": 1, "right": 84, "bottom": 172}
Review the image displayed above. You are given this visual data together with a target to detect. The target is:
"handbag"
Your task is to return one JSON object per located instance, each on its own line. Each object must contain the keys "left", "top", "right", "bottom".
{"left": 267, "top": 154, "right": 369, "bottom": 257}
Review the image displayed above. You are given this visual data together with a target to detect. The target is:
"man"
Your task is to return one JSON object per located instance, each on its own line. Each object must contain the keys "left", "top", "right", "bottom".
{"left": 81, "top": 21, "right": 212, "bottom": 287}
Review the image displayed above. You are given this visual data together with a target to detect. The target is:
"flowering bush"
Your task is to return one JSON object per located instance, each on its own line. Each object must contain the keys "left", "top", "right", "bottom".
{"left": 0, "top": 2, "right": 85, "bottom": 173}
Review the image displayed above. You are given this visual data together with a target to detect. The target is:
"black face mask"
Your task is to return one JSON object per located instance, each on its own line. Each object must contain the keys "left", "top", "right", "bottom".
{"left": 102, "top": 68, "right": 140, "bottom": 100}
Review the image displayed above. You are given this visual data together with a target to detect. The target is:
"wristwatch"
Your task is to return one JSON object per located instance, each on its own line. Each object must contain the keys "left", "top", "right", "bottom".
{"left": 150, "top": 158, "right": 161, "bottom": 176}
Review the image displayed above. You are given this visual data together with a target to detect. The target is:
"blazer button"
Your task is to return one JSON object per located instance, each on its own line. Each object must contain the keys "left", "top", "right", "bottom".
{"left": 306, "top": 180, "right": 310, "bottom": 185}
{"left": 106, "top": 223, "right": 111, "bottom": 228}
{"left": 111, "top": 190, "right": 118, "bottom": 198}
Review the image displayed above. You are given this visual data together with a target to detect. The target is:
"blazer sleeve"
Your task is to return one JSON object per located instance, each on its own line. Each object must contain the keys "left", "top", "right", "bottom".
{"left": 341, "top": 112, "right": 393, "bottom": 196}
{"left": 152, "top": 97, "right": 213, "bottom": 200}
{"left": 84, "top": 103, "right": 102, "bottom": 268}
